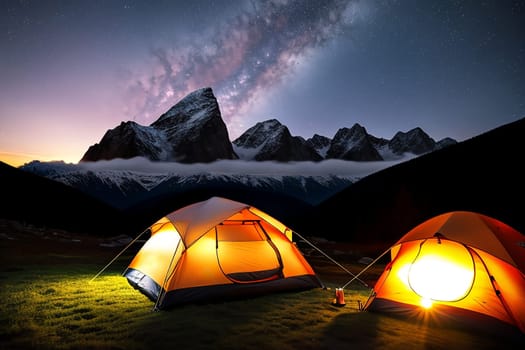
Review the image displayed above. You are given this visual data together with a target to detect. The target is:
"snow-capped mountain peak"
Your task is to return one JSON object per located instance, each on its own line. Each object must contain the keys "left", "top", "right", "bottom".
{"left": 81, "top": 87, "right": 238, "bottom": 163}
{"left": 326, "top": 123, "right": 383, "bottom": 161}
{"left": 306, "top": 134, "right": 331, "bottom": 158}
{"left": 232, "top": 119, "right": 286, "bottom": 150}
{"left": 80, "top": 121, "right": 171, "bottom": 162}
{"left": 388, "top": 127, "right": 436, "bottom": 155}
{"left": 151, "top": 87, "right": 218, "bottom": 128}
{"left": 233, "top": 119, "right": 321, "bottom": 162}
{"left": 80, "top": 86, "right": 456, "bottom": 164}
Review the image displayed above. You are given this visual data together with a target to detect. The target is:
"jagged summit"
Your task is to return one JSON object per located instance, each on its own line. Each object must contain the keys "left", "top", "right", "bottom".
{"left": 306, "top": 134, "right": 331, "bottom": 158}
{"left": 81, "top": 121, "right": 170, "bottom": 162}
{"left": 232, "top": 119, "right": 286, "bottom": 150}
{"left": 436, "top": 137, "right": 457, "bottom": 150}
{"left": 389, "top": 127, "right": 436, "bottom": 155}
{"left": 234, "top": 121, "right": 457, "bottom": 162}
{"left": 232, "top": 119, "right": 321, "bottom": 162}
{"left": 152, "top": 87, "right": 217, "bottom": 128}
{"left": 326, "top": 124, "right": 383, "bottom": 161}
{"left": 80, "top": 87, "right": 456, "bottom": 164}
{"left": 81, "top": 87, "right": 238, "bottom": 163}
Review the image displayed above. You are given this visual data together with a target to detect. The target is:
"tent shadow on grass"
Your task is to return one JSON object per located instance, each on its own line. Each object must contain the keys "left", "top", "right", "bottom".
{"left": 322, "top": 310, "right": 524, "bottom": 350}
{"left": 2, "top": 219, "right": 523, "bottom": 350}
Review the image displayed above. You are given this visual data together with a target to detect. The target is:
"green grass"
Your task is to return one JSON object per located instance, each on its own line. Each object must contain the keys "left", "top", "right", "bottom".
{"left": 0, "top": 262, "right": 370, "bottom": 349}
{"left": 1, "top": 223, "right": 523, "bottom": 349}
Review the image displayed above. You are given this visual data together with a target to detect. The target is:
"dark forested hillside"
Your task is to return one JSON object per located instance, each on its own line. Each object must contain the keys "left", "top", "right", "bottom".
{"left": 301, "top": 117, "right": 525, "bottom": 248}
{"left": 0, "top": 161, "right": 129, "bottom": 236}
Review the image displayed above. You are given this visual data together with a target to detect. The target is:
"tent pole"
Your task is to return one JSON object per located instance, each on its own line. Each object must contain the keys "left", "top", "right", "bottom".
{"left": 153, "top": 238, "right": 182, "bottom": 311}
{"left": 341, "top": 246, "right": 393, "bottom": 289}
{"left": 292, "top": 230, "right": 369, "bottom": 288}
{"left": 89, "top": 229, "right": 149, "bottom": 283}
{"left": 470, "top": 246, "right": 524, "bottom": 333}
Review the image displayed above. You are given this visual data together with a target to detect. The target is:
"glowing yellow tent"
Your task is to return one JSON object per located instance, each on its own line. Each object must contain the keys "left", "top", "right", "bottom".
{"left": 124, "top": 197, "right": 322, "bottom": 309}
{"left": 364, "top": 211, "right": 525, "bottom": 333}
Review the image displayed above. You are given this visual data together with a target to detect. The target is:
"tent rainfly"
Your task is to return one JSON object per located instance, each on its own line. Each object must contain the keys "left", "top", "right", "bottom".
{"left": 124, "top": 196, "right": 323, "bottom": 309}
{"left": 364, "top": 211, "right": 525, "bottom": 334}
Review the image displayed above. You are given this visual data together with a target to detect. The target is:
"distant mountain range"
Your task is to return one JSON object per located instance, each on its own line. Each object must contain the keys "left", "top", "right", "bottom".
{"left": 20, "top": 160, "right": 355, "bottom": 208}
{"left": 298, "top": 116, "right": 525, "bottom": 249}
{"left": 81, "top": 87, "right": 456, "bottom": 163}
{"left": 3, "top": 117, "right": 524, "bottom": 243}
{"left": 12, "top": 86, "right": 459, "bottom": 236}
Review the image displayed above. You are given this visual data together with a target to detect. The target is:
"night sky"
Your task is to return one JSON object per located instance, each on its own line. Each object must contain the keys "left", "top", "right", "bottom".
{"left": 1, "top": 0, "right": 524, "bottom": 166}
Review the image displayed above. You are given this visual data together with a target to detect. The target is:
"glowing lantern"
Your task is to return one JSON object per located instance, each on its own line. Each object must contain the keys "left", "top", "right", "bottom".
{"left": 420, "top": 298, "right": 433, "bottom": 309}
{"left": 402, "top": 238, "right": 475, "bottom": 304}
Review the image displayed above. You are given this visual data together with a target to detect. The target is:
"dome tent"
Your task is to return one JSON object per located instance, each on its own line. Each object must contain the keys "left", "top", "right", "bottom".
{"left": 124, "top": 196, "right": 323, "bottom": 309}
{"left": 364, "top": 211, "right": 525, "bottom": 334}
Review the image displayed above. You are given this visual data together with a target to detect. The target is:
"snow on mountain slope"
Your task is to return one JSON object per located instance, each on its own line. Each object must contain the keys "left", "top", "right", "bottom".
{"left": 232, "top": 119, "right": 321, "bottom": 161}
{"left": 80, "top": 85, "right": 456, "bottom": 164}
{"left": 234, "top": 120, "right": 457, "bottom": 162}
{"left": 82, "top": 87, "right": 237, "bottom": 163}
{"left": 20, "top": 157, "right": 412, "bottom": 208}
{"left": 306, "top": 134, "right": 331, "bottom": 158}
{"left": 326, "top": 124, "right": 383, "bottom": 161}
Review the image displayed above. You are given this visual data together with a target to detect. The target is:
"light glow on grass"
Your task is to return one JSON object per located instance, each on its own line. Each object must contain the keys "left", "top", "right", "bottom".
{"left": 0, "top": 231, "right": 516, "bottom": 350}
{"left": 0, "top": 267, "right": 154, "bottom": 349}
{"left": 0, "top": 262, "right": 371, "bottom": 350}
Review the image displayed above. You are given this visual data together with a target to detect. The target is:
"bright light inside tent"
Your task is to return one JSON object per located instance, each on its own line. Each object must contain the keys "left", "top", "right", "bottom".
{"left": 420, "top": 298, "right": 433, "bottom": 309}
{"left": 127, "top": 226, "right": 183, "bottom": 285}
{"left": 408, "top": 254, "right": 474, "bottom": 302}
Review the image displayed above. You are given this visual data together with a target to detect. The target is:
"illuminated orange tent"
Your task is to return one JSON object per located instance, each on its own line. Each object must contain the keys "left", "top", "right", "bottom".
{"left": 364, "top": 211, "right": 525, "bottom": 334}
{"left": 124, "top": 197, "right": 322, "bottom": 309}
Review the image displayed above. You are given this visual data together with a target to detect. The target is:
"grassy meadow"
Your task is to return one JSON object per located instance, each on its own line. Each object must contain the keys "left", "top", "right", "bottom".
{"left": 1, "top": 220, "right": 523, "bottom": 349}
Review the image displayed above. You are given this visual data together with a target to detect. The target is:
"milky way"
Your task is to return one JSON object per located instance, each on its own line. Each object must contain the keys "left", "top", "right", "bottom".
{"left": 125, "top": 0, "right": 356, "bottom": 133}
{"left": 1, "top": 0, "right": 524, "bottom": 165}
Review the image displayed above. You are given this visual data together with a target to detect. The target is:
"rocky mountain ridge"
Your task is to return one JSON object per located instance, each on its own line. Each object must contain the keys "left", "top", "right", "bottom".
{"left": 81, "top": 87, "right": 457, "bottom": 163}
{"left": 81, "top": 88, "right": 238, "bottom": 163}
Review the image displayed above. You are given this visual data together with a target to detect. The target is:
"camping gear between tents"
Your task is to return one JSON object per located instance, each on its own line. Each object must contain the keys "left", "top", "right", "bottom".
{"left": 124, "top": 196, "right": 323, "bottom": 309}
{"left": 364, "top": 211, "right": 525, "bottom": 334}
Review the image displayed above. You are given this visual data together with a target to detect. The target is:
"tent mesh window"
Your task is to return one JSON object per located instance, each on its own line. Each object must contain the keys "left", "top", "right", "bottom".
{"left": 216, "top": 220, "right": 283, "bottom": 283}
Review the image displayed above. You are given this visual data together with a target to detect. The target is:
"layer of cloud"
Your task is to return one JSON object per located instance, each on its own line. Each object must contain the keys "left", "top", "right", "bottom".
{"left": 124, "top": 0, "right": 356, "bottom": 134}
{"left": 78, "top": 155, "right": 415, "bottom": 179}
